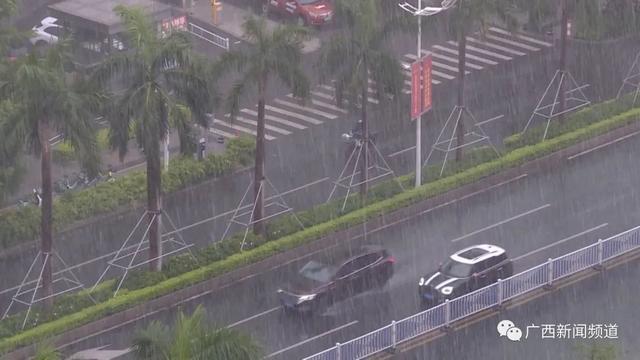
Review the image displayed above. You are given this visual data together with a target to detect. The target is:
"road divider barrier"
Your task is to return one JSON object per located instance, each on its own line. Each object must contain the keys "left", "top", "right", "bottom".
{"left": 304, "top": 226, "right": 640, "bottom": 360}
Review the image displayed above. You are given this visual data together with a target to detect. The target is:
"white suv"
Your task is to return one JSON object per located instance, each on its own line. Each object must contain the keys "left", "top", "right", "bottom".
{"left": 30, "top": 17, "right": 63, "bottom": 46}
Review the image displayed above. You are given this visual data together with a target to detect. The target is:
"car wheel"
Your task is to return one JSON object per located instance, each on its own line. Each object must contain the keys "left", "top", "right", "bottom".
{"left": 297, "top": 15, "right": 306, "bottom": 27}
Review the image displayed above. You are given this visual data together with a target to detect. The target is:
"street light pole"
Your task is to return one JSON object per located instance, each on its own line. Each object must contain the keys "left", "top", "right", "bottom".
{"left": 400, "top": 0, "right": 457, "bottom": 188}
{"left": 415, "top": 0, "right": 422, "bottom": 188}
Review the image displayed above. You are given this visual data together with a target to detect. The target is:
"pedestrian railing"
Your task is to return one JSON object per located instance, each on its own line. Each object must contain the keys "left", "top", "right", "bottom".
{"left": 188, "top": 22, "right": 230, "bottom": 50}
{"left": 303, "top": 225, "right": 640, "bottom": 360}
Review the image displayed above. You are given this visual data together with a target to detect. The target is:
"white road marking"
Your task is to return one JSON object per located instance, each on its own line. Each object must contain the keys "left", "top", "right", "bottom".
{"left": 274, "top": 98, "right": 338, "bottom": 119}
{"left": 448, "top": 41, "right": 512, "bottom": 60}
{"left": 488, "top": 27, "right": 553, "bottom": 47}
{"left": 416, "top": 174, "right": 529, "bottom": 217}
{"left": 266, "top": 320, "right": 359, "bottom": 358}
{"left": 67, "top": 345, "right": 131, "bottom": 359}
{"left": 484, "top": 33, "right": 540, "bottom": 52}
{"left": 432, "top": 60, "right": 471, "bottom": 74}
{"left": 450, "top": 203, "right": 550, "bottom": 243}
{"left": 433, "top": 45, "right": 498, "bottom": 65}
{"left": 226, "top": 306, "right": 280, "bottom": 328}
{"left": 387, "top": 146, "right": 416, "bottom": 158}
{"left": 233, "top": 115, "right": 292, "bottom": 135}
{"left": 312, "top": 90, "right": 336, "bottom": 101}
{"left": 209, "top": 127, "right": 238, "bottom": 139}
{"left": 430, "top": 52, "right": 484, "bottom": 70}
{"left": 567, "top": 130, "right": 640, "bottom": 160}
{"left": 466, "top": 36, "right": 527, "bottom": 56}
{"left": 315, "top": 85, "right": 379, "bottom": 105}
{"left": 241, "top": 108, "right": 307, "bottom": 130}
{"left": 213, "top": 118, "right": 277, "bottom": 140}
{"left": 286, "top": 95, "right": 348, "bottom": 114}
{"left": 512, "top": 223, "right": 609, "bottom": 262}
{"left": 265, "top": 105, "right": 324, "bottom": 125}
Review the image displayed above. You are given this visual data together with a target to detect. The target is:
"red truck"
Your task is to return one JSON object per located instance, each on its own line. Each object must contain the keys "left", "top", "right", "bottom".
{"left": 263, "top": 0, "right": 334, "bottom": 26}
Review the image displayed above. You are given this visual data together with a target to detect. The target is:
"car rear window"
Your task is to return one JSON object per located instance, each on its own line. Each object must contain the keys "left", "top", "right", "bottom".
{"left": 299, "top": 260, "right": 337, "bottom": 282}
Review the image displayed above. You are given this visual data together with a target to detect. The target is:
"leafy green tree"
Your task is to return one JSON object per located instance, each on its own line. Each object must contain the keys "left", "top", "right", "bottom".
{"left": 0, "top": 43, "right": 100, "bottom": 306}
{"left": 132, "top": 305, "right": 263, "bottom": 360}
{"left": 219, "top": 17, "right": 310, "bottom": 237}
{"left": 317, "top": 0, "right": 408, "bottom": 196}
{"left": 448, "top": 0, "right": 517, "bottom": 160}
{"left": 94, "top": 5, "right": 211, "bottom": 270}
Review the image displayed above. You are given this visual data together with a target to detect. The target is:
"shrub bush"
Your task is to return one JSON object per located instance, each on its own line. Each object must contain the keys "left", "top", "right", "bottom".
{"left": 0, "top": 137, "right": 255, "bottom": 250}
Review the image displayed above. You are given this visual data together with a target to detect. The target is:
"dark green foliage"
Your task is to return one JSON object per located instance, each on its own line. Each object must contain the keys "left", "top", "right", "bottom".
{"left": 120, "top": 270, "right": 168, "bottom": 291}
{"left": 0, "top": 137, "right": 255, "bottom": 250}
{"left": 504, "top": 94, "right": 637, "bottom": 151}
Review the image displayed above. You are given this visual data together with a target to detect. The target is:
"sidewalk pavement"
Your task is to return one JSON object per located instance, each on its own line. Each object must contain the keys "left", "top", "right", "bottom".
{"left": 1, "top": 129, "right": 228, "bottom": 211}
{"left": 188, "top": 0, "right": 321, "bottom": 53}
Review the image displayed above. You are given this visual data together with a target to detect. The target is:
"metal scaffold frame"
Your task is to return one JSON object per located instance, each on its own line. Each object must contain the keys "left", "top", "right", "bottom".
{"left": 2, "top": 251, "right": 93, "bottom": 330}
{"left": 327, "top": 135, "right": 404, "bottom": 212}
{"left": 424, "top": 105, "right": 501, "bottom": 177}
{"left": 616, "top": 51, "right": 640, "bottom": 106}
{"left": 523, "top": 70, "right": 591, "bottom": 140}
{"left": 91, "top": 210, "right": 195, "bottom": 297}
{"left": 222, "top": 175, "right": 304, "bottom": 251}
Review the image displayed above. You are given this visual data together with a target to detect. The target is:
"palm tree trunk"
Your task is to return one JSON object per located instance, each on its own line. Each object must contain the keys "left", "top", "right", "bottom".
{"left": 558, "top": 0, "right": 568, "bottom": 122}
{"left": 147, "top": 149, "right": 162, "bottom": 272}
{"left": 456, "top": 1, "right": 466, "bottom": 162}
{"left": 253, "top": 78, "right": 266, "bottom": 237}
{"left": 360, "top": 56, "right": 369, "bottom": 200}
{"left": 38, "top": 120, "right": 53, "bottom": 309}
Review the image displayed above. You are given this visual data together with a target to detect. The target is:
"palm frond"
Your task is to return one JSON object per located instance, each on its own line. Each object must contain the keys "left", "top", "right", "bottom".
{"left": 131, "top": 320, "right": 171, "bottom": 360}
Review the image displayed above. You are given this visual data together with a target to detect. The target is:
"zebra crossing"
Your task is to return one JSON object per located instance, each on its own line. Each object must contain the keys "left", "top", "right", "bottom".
{"left": 208, "top": 26, "right": 553, "bottom": 141}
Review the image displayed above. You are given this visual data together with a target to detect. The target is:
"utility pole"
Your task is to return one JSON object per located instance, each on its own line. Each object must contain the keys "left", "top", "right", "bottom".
{"left": 415, "top": 0, "right": 422, "bottom": 187}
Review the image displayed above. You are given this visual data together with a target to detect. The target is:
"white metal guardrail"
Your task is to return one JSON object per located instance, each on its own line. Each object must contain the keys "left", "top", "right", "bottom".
{"left": 188, "top": 22, "right": 230, "bottom": 50}
{"left": 304, "top": 225, "right": 640, "bottom": 360}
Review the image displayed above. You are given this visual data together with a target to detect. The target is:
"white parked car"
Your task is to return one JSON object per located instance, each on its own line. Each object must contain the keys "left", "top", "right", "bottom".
{"left": 30, "top": 17, "right": 63, "bottom": 46}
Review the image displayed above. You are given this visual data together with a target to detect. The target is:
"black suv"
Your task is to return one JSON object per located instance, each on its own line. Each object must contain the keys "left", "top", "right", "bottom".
{"left": 418, "top": 244, "right": 513, "bottom": 308}
{"left": 277, "top": 246, "right": 395, "bottom": 314}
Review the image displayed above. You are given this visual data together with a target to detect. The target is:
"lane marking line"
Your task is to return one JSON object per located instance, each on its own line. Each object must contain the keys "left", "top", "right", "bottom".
{"left": 241, "top": 108, "right": 307, "bottom": 130}
{"left": 450, "top": 203, "right": 551, "bottom": 243}
{"left": 512, "top": 223, "right": 608, "bottom": 262}
{"left": 274, "top": 98, "right": 338, "bottom": 119}
{"left": 432, "top": 45, "right": 498, "bottom": 65}
{"left": 567, "top": 130, "right": 640, "bottom": 160}
{"left": 233, "top": 115, "right": 292, "bottom": 135}
{"left": 265, "top": 105, "right": 324, "bottom": 125}
{"left": 226, "top": 306, "right": 281, "bottom": 328}
{"left": 488, "top": 27, "right": 553, "bottom": 47}
{"left": 483, "top": 33, "right": 540, "bottom": 52}
{"left": 448, "top": 41, "right": 512, "bottom": 61}
{"left": 266, "top": 320, "right": 359, "bottom": 358}
{"left": 466, "top": 36, "right": 527, "bottom": 56}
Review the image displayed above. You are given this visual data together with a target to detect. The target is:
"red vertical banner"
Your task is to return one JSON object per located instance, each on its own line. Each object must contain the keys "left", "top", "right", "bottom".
{"left": 422, "top": 54, "right": 432, "bottom": 113}
{"left": 411, "top": 61, "right": 422, "bottom": 120}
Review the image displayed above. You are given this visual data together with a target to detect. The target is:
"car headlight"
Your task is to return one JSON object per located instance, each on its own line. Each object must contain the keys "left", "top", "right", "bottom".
{"left": 441, "top": 286, "right": 453, "bottom": 295}
{"left": 297, "top": 294, "right": 316, "bottom": 303}
{"left": 418, "top": 277, "right": 425, "bottom": 286}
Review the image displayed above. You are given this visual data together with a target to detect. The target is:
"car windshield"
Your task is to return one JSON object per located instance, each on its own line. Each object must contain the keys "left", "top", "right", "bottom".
{"left": 440, "top": 259, "right": 472, "bottom": 278}
{"left": 298, "top": 260, "right": 337, "bottom": 282}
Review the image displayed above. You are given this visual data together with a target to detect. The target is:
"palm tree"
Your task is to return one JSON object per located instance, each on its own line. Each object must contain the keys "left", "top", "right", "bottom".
{"left": 94, "top": 5, "right": 211, "bottom": 271}
{"left": 317, "top": 0, "right": 408, "bottom": 197}
{"left": 132, "top": 305, "right": 263, "bottom": 360}
{"left": 448, "top": 0, "right": 516, "bottom": 161}
{"left": 219, "top": 17, "right": 310, "bottom": 237}
{"left": 0, "top": 43, "right": 99, "bottom": 306}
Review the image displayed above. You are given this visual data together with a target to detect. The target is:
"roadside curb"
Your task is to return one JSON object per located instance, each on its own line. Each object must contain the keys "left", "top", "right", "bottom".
{"left": 4, "top": 120, "right": 640, "bottom": 358}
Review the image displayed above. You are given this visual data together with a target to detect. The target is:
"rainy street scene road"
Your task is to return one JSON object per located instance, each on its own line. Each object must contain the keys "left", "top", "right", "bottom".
{"left": 1, "top": 0, "right": 640, "bottom": 360}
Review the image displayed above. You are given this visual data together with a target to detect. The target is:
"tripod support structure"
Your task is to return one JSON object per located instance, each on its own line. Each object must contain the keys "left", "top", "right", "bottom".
{"left": 222, "top": 176, "right": 304, "bottom": 251}
{"left": 523, "top": 70, "right": 590, "bottom": 140}
{"left": 327, "top": 136, "right": 404, "bottom": 212}
{"left": 617, "top": 51, "right": 640, "bottom": 106}
{"left": 2, "top": 251, "right": 93, "bottom": 330}
{"left": 91, "top": 209, "right": 195, "bottom": 297}
{"left": 424, "top": 105, "right": 500, "bottom": 177}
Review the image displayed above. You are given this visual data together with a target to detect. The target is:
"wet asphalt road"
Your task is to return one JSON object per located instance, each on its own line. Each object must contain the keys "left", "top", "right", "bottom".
{"left": 56, "top": 106, "right": 640, "bottom": 359}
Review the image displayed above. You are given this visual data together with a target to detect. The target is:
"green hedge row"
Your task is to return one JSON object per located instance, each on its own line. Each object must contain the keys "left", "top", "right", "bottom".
{"left": 0, "top": 136, "right": 255, "bottom": 250}
{"left": 2, "top": 100, "right": 639, "bottom": 354}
